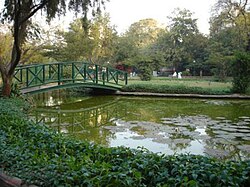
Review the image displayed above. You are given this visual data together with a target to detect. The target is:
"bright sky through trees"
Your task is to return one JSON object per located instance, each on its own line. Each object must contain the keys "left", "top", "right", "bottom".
{"left": 0, "top": 0, "right": 216, "bottom": 34}
{"left": 105, "top": 0, "right": 217, "bottom": 34}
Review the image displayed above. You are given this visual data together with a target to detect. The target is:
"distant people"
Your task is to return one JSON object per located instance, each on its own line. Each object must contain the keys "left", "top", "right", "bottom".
{"left": 177, "top": 72, "right": 182, "bottom": 79}
{"left": 172, "top": 71, "right": 177, "bottom": 78}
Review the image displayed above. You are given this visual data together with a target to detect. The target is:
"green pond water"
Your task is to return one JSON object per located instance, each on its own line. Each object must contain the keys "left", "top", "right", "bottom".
{"left": 30, "top": 90, "right": 250, "bottom": 160}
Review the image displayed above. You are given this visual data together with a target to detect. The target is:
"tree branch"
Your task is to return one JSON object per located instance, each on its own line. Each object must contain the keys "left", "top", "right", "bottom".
{"left": 20, "top": 0, "right": 49, "bottom": 25}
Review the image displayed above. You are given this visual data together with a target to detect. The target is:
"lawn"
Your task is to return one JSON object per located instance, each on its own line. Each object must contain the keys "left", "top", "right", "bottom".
{"left": 122, "top": 76, "right": 235, "bottom": 95}
{"left": 127, "top": 76, "right": 232, "bottom": 90}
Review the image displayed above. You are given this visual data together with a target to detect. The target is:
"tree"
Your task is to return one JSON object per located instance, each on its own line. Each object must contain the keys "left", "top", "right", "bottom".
{"left": 207, "top": 17, "right": 239, "bottom": 80}
{"left": 212, "top": 0, "right": 250, "bottom": 51}
{"left": 125, "top": 18, "right": 164, "bottom": 48}
{"left": 167, "top": 8, "right": 199, "bottom": 72}
{"left": 153, "top": 8, "right": 207, "bottom": 74}
{"left": 0, "top": 0, "right": 106, "bottom": 97}
{"left": 113, "top": 18, "right": 165, "bottom": 80}
{"left": 44, "top": 13, "right": 117, "bottom": 64}
{"left": 89, "top": 13, "right": 117, "bottom": 64}
{"left": 211, "top": 0, "right": 250, "bottom": 84}
{"left": 232, "top": 52, "right": 250, "bottom": 93}
{"left": 112, "top": 35, "right": 138, "bottom": 64}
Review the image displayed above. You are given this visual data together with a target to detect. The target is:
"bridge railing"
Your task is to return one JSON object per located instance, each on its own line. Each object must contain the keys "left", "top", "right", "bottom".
{"left": 14, "top": 62, "right": 128, "bottom": 90}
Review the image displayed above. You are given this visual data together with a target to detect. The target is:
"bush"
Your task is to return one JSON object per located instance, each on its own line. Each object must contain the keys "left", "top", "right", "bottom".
{"left": 232, "top": 52, "right": 250, "bottom": 93}
{"left": 137, "top": 62, "right": 152, "bottom": 81}
{"left": 1, "top": 98, "right": 250, "bottom": 186}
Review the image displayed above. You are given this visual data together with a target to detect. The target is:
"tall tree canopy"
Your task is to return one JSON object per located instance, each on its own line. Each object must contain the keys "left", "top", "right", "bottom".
{"left": 212, "top": 0, "right": 250, "bottom": 51}
{"left": 113, "top": 18, "right": 165, "bottom": 80}
{"left": 44, "top": 13, "right": 116, "bottom": 64}
{"left": 153, "top": 8, "right": 206, "bottom": 73}
{"left": 0, "top": 0, "right": 107, "bottom": 97}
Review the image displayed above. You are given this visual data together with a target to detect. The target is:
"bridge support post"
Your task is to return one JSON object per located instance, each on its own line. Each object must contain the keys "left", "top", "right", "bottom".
{"left": 102, "top": 71, "right": 105, "bottom": 85}
{"left": 35, "top": 66, "right": 38, "bottom": 85}
{"left": 26, "top": 68, "right": 29, "bottom": 87}
{"left": 72, "top": 63, "right": 75, "bottom": 83}
{"left": 84, "top": 64, "right": 87, "bottom": 82}
{"left": 20, "top": 69, "right": 23, "bottom": 82}
{"left": 57, "top": 63, "right": 61, "bottom": 85}
{"left": 106, "top": 67, "right": 109, "bottom": 83}
{"left": 42, "top": 65, "right": 45, "bottom": 83}
{"left": 95, "top": 65, "right": 98, "bottom": 84}
{"left": 125, "top": 73, "right": 128, "bottom": 85}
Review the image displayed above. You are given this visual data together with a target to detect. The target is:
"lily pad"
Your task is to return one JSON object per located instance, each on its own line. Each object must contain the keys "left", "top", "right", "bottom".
{"left": 239, "top": 116, "right": 250, "bottom": 119}
{"left": 236, "top": 129, "right": 250, "bottom": 133}
{"left": 242, "top": 137, "right": 250, "bottom": 141}
{"left": 162, "top": 121, "right": 174, "bottom": 125}
{"left": 230, "top": 133, "right": 248, "bottom": 138}
{"left": 213, "top": 130, "right": 230, "bottom": 135}
{"left": 237, "top": 145, "right": 250, "bottom": 153}
{"left": 204, "top": 147, "right": 230, "bottom": 158}
{"left": 221, "top": 127, "right": 239, "bottom": 132}
{"left": 130, "top": 135, "right": 145, "bottom": 140}
{"left": 215, "top": 134, "right": 235, "bottom": 140}
{"left": 216, "top": 117, "right": 226, "bottom": 120}
{"left": 171, "top": 138, "right": 191, "bottom": 144}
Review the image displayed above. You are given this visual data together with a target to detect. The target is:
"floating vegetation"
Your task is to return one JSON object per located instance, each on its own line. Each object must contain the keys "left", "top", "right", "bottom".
{"left": 102, "top": 114, "right": 250, "bottom": 159}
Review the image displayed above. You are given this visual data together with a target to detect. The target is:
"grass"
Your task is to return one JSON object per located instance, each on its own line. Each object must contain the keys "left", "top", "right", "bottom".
{"left": 122, "top": 77, "right": 235, "bottom": 95}
{"left": 128, "top": 77, "right": 232, "bottom": 89}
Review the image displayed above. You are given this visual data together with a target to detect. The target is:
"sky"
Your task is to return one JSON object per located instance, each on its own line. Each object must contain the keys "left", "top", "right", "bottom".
{"left": 105, "top": 0, "right": 217, "bottom": 35}
{"left": 0, "top": 0, "right": 217, "bottom": 34}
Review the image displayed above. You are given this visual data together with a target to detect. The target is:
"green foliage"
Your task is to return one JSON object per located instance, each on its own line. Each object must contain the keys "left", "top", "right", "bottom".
{"left": 137, "top": 61, "right": 152, "bottom": 81}
{"left": 208, "top": 54, "right": 234, "bottom": 81}
{"left": 62, "top": 65, "right": 72, "bottom": 79}
{"left": 10, "top": 83, "right": 22, "bottom": 97}
{"left": 122, "top": 83, "right": 232, "bottom": 95}
{"left": 232, "top": 52, "right": 250, "bottom": 93}
{"left": 112, "top": 18, "right": 166, "bottom": 69}
{"left": 125, "top": 19, "right": 164, "bottom": 49}
{"left": 0, "top": 30, "right": 12, "bottom": 64}
{"left": 1, "top": 98, "right": 250, "bottom": 186}
{"left": 44, "top": 14, "right": 117, "bottom": 64}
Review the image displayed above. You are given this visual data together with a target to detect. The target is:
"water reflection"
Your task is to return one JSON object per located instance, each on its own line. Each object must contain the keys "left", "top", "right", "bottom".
{"left": 30, "top": 91, "right": 250, "bottom": 160}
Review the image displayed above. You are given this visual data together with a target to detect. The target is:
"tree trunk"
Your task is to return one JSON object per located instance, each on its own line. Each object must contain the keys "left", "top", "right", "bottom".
{"left": 1, "top": 72, "right": 12, "bottom": 97}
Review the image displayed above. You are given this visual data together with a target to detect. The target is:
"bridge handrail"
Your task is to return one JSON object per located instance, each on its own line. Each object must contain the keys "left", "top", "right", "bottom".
{"left": 16, "top": 61, "right": 127, "bottom": 74}
{"left": 14, "top": 61, "right": 128, "bottom": 93}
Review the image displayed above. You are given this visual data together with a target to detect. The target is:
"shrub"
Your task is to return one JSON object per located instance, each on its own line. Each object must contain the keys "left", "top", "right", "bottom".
{"left": 232, "top": 52, "right": 250, "bottom": 93}
{"left": 137, "top": 62, "right": 152, "bottom": 81}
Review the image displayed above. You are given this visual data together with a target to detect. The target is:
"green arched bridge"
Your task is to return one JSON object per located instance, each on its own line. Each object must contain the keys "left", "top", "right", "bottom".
{"left": 13, "top": 62, "right": 128, "bottom": 94}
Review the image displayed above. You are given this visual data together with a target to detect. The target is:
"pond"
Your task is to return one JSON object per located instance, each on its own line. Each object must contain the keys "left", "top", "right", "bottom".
{"left": 29, "top": 90, "right": 250, "bottom": 160}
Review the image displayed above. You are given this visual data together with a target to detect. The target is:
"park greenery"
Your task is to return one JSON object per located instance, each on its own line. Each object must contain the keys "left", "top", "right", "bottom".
{"left": 122, "top": 77, "right": 234, "bottom": 95}
{"left": 1, "top": 97, "right": 250, "bottom": 186}
{"left": 0, "top": 0, "right": 250, "bottom": 96}
{"left": 0, "top": 0, "right": 250, "bottom": 185}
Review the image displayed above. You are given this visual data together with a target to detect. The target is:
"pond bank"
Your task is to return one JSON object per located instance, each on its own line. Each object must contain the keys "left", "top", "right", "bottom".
{"left": 116, "top": 91, "right": 250, "bottom": 99}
